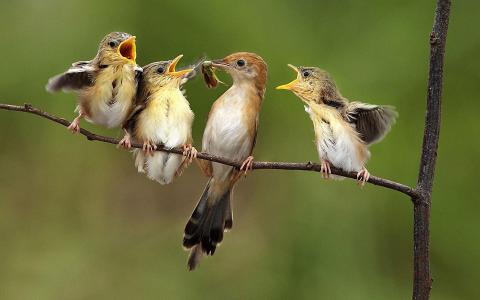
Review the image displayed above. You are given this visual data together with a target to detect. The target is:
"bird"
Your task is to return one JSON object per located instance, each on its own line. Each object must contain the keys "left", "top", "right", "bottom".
{"left": 46, "top": 32, "right": 142, "bottom": 133}
{"left": 118, "top": 55, "right": 197, "bottom": 185}
{"left": 183, "top": 52, "right": 268, "bottom": 270}
{"left": 276, "top": 64, "right": 397, "bottom": 184}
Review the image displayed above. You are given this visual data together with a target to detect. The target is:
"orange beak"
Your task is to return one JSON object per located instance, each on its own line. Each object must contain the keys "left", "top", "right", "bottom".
{"left": 167, "top": 55, "right": 193, "bottom": 78}
{"left": 276, "top": 64, "right": 300, "bottom": 90}
{"left": 118, "top": 36, "right": 136, "bottom": 63}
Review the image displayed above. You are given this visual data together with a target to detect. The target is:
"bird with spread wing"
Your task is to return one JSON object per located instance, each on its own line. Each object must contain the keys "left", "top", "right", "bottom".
{"left": 277, "top": 65, "right": 397, "bottom": 185}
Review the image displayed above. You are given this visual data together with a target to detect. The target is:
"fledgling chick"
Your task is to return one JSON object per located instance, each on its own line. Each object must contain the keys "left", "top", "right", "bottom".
{"left": 119, "top": 55, "right": 196, "bottom": 185}
{"left": 183, "top": 52, "right": 268, "bottom": 270}
{"left": 46, "top": 32, "right": 141, "bottom": 132}
{"left": 276, "top": 65, "right": 397, "bottom": 184}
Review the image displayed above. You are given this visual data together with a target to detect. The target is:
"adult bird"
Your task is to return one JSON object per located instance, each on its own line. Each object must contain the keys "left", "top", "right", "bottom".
{"left": 277, "top": 64, "right": 397, "bottom": 184}
{"left": 46, "top": 32, "right": 142, "bottom": 132}
{"left": 183, "top": 52, "right": 268, "bottom": 270}
{"left": 119, "top": 55, "right": 196, "bottom": 185}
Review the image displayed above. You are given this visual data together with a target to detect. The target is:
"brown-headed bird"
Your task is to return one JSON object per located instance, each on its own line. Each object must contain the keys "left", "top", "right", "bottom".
{"left": 46, "top": 32, "right": 141, "bottom": 132}
{"left": 119, "top": 55, "right": 196, "bottom": 185}
{"left": 276, "top": 65, "right": 397, "bottom": 184}
{"left": 183, "top": 52, "right": 268, "bottom": 270}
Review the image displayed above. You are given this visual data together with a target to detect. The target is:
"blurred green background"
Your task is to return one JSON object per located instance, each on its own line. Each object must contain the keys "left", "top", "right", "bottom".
{"left": 0, "top": 0, "right": 477, "bottom": 299}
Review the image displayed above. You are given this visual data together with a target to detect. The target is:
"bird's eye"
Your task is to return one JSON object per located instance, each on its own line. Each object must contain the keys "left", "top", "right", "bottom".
{"left": 236, "top": 59, "right": 246, "bottom": 67}
{"left": 157, "top": 67, "right": 165, "bottom": 74}
{"left": 303, "top": 71, "right": 311, "bottom": 77}
{"left": 108, "top": 41, "right": 118, "bottom": 48}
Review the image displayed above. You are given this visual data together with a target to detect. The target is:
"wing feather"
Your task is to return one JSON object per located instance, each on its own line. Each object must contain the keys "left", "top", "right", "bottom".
{"left": 46, "top": 61, "right": 96, "bottom": 92}
{"left": 122, "top": 69, "right": 148, "bottom": 132}
{"left": 346, "top": 102, "right": 397, "bottom": 145}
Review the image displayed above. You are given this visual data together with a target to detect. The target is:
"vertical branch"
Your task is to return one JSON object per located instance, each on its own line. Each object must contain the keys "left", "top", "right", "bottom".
{"left": 413, "top": 0, "right": 451, "bottom": 299}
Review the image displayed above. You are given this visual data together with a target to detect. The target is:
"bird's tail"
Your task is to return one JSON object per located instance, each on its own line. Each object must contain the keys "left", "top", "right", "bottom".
{"left": 183, "top": 178, "right": 233, "bottom": 270}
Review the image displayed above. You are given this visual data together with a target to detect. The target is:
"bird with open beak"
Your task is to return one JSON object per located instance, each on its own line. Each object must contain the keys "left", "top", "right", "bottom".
{"left": 119, "top": 55, "right": 196, "bottom": 184}
{"left": 276, "top": 65, "right": 397, "bottom": 184}
{"left": 46, "top": 32, "right": 141, "bottom": 132}
{"left": 183, "top": 52, "right": 268, "bottom": 270}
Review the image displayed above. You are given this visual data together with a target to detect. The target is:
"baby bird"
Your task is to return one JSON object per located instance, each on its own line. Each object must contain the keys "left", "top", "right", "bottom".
{"left": 119, "top": 55, "right": 196, "bottom": 185}
{"left": 46, "top": 32, "right": 141, "bottom": 132}
{"left": 183, "top": 52, "right": 268, "bottom": 270}
{"left": 276, "top": 65, "right": 397, "bottom": 184}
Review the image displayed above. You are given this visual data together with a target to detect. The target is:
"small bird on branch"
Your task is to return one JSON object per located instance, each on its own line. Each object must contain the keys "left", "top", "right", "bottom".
{"left": 277, "top": 64, "right": 397, "bottom": 185}
{"left": 183, "top": 52, "right": 268, "bottom": 270}
{"left": 45, "top": 32, "right": 142, "bottom": 133}
{"left": 119, "top": 55, "right": 197, "bottom": 185}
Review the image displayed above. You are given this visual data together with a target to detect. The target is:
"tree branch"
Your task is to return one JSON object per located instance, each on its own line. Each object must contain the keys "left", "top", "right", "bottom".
{"left": 412, "top": 0, "right": 451, "bottom": 299}
{"left": 0, "top": 102, "right": 417, "bottom": 197}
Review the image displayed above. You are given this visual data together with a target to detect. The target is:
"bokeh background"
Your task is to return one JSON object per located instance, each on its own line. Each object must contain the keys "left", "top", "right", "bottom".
{"left": 0, "top": 0, "right": 478, "bottom": 299}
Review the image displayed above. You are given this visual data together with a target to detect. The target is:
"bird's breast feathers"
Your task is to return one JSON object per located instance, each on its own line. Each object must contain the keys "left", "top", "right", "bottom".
{"left": 308, "top": 103, "right": 369, "bottom": 171}
{"left": 135, "top": 90, "right": 193, "bottom": 148}
{"left": 80, "top": 64, "right": 137, "bottom": 128}
{"left": 203, "top": 85, "right": 258, "bottom": 166}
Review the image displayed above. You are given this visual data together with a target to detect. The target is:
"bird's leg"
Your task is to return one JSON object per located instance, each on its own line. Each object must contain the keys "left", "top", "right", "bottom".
{"left": 320, "top": 160, "right": 332, "bottom": 179}
{"left": 240, "top": 156, "right": 254, "bottom": 176}
{"left": 142, "top": 140, "right": 157, "bottom": 156}
{"left": 356, "top": 167, "right": 370, "bottom": 187}
{"left": 68, "top": 111, "right": 85, "bottom": 134}
{"left": 182, "top": 144, "right": 198, "bottom": 163}
{"left": 118, "top": 129, "right": 132, "bottom": 149}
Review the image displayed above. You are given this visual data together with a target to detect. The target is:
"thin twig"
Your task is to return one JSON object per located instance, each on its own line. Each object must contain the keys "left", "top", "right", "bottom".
{"left": 411, "top": 0, "right": 450, "bottom": 299}
{"left": 0, "top": 102, "right": 417, "bottom": 197}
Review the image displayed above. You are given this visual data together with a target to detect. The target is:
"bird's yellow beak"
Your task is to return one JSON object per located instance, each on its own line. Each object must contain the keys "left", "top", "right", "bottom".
{"left": 118, "top": 36, "right": 137, "bottom": 63}
{"left": 276, "top": 64, "right": 300, "bottom": 90}
{"left": 168, "top": 55, "right": 193, "bottom": 78}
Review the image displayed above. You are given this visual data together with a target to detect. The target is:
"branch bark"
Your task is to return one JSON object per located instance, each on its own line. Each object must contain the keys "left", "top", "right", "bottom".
{"left": 412, "top": 0, "right": 451, "bottom": 299}
{"left": 0, "top": 102, "right": 417, "bottom": 197}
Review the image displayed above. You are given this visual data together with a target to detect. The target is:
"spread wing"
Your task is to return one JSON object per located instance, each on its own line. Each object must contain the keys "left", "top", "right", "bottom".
{"left": 46, "top": 61, "right": 96, "bottom": 92}
{"left": 345, "top": 102, "right": 398, "bottom": 145}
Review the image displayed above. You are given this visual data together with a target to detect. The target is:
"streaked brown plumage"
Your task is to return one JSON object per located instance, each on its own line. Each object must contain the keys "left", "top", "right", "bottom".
{"left": 119, "top": 55, "right": 196, "bottom": 185}
{"left": 277, "top": 64, "right": 397, "bottom": 183}
{"left": 46, "top": 32, "right": 141, "bottom": 132}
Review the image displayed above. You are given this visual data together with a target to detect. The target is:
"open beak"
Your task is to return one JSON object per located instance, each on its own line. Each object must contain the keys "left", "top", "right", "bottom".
{"left": 276, "top": 64, "right": 300, "bottom": 90}
{"left": 167, "top": 55, "right": 193, "bottom": 78}
{"left": 118, "top": 36, "right": 137, "bottom": 62}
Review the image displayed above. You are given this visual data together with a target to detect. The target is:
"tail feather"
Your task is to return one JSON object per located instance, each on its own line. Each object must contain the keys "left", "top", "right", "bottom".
{"left": 183, "top": 179, "right": 232, "bottom": 270}
{"left": 224, "top": 198, "right": 233, "bottom": 230}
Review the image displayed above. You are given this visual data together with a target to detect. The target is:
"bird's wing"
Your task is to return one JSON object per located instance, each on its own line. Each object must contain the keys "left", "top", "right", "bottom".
{"left": 346, "top": 102, "right": 398, "bottom": 145}
{"left": 122, "top": 70, "right": 148, "bottom": 132}
{"left": 323, "top": 98, "right": 347, "bottom": 109}
{"left": 71, "top": 60, "right": 91, "bottom": 67}
{"left": 46, "top": 61, "right": 96, "bottom": 92}
{"left": 249, "top": 117, "right": 259, "bottom": 156}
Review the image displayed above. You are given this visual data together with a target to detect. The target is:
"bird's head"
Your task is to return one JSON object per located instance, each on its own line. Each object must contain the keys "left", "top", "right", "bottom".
{"left": 207, "top": 52, "right": 267, "bottom": 91}
{"left": 276, "top": 65, "right": 339, "bottom": 104}
{"left": 97, "top": 32, "right": 137, "bottom": 65}
{"left": 142, "top": 55, "right": 193, "bottom": 91}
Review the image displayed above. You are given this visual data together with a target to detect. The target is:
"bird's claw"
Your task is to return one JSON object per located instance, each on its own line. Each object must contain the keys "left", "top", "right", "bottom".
{"left": 68, "top": 113, "right": 84, "bottom": 134}
{"left": 67, "top": 119, "right": 81, "bottom": 134}
{"left": 118, "top": 133, "right": 132, "bottom": 149}
{"left": 240, "top": 156, "right": 254, "bottom": 176}
{"left": 142, "top": 140, "right": 157, "bottom": 156}
{"left": 320, "top": 160, "right": 332, "bottom": 179}
{"left": 182, "top": 144, "right": 198, "bottom": 163}
{"left": 356, "top": 168, "right": 370, "bottom": 187}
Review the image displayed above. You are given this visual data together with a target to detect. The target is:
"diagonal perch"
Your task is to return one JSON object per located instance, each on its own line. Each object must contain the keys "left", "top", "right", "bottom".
{"left": 0, "top": 102, "right": 417, "bottom": 198}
